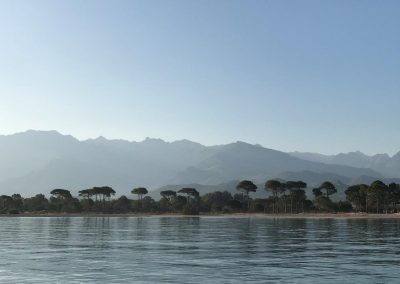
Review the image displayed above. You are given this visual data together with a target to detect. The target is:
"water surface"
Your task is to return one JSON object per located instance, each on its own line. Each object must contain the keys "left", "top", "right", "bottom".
{"left": 0, "top": 217, "right": 399, "bottom": 283}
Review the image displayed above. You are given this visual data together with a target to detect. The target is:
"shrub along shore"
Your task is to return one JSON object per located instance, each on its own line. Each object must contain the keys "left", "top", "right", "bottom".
{"left": 1, "top": 179, "right": 399, "bottom": 216}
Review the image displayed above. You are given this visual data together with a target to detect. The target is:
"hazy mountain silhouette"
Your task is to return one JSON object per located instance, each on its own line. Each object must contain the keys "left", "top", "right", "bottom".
{"left": 0, "top": 130, "right": 391, "bottom": 196}
{"left": 290, "top": 151, "right": 400, "bottom": 178}
{"left": 173, "top": 142, "right": 384, "bottom": 184}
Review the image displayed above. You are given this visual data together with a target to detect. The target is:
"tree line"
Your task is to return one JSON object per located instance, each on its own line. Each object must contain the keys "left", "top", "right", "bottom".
{"left": 0, "top": 179, "right": 399, "bottom": 215}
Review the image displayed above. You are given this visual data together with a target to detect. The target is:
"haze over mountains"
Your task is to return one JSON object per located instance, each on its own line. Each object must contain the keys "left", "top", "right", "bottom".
{"left": 0, "top": 130, "right": 399, "bottom": 198}
{"left": 290, "top": 151, "right": 400, "bottom": 179}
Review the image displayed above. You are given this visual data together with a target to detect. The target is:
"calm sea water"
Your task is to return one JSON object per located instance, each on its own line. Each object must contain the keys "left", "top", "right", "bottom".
{"left": 0, "top": 217, "right": 400, "bottom": 283}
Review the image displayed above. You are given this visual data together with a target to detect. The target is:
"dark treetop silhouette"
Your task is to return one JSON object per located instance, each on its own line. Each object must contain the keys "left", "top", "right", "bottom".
{"left": 0, "top": 179, "right": 399, "bottom": 215}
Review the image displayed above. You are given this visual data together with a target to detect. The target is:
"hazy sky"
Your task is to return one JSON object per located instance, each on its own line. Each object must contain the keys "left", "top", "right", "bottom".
{"left": 0, "top": 0, "right": 399, "bottom": 155}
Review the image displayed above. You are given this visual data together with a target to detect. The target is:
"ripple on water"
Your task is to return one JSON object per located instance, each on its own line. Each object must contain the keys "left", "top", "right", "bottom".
{"left": 0, "top": 217, "right": 400, "bottom": 283}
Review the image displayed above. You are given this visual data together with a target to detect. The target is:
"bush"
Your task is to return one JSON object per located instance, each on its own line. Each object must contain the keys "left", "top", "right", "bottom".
{"left": 313, "top": 196, "right": 334, "bottom": 212}
{"left": 182, "top": 204, "right": 199, "bottom": 215}
{"left": 80, "top": 199, "right": 94, "bottom": 211}
{"left": 253, "top": 203, "right": 265, "bottom": 212}
{"left": 63, "top": 198, "right": 82, "bottom": 213}
{"left": 334, "top": 201, "right": 353, "bottom": 212}
{"left": 201, "top": 191, "right": 233, "bottom": 212}
{"left": 8, "top": 209, "right": 20, "bottom": 214}
{"left": 227, "top": 199, "right": 242, "bottom": 211}
{"left": 222, "top": 206, "right": 233, "bottom": 213}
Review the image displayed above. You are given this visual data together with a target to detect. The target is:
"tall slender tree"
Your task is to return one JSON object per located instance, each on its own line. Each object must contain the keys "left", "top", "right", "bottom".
{"left": 369, "top": 180, "right": 388, "bottom": 214}
{"left": 286, "top": 181, "right": 296, "bottom": 214}
{"left": 312, "top": 188, "right": 323, "bottom": 197}
{"left": 357, "top": 184, "right": 369, "bottom": 213}
{"left": 286, "top": 181, "right": 307, "bottom": 214}
{"left": 388, "top": 183, "right": 400, "bottom": 213}
{"left": 296, "top": 181, "right": 307, "bottom": 213}
{"left": 319, "top": 181, "right": 337, "bottom": 199}
{"left": 178, "top": 188, "right": 199, "bottom": 205}
{"left": 265, "top": 180, "right": 283, "bottom": 213}
{"left": 132, "top": 187, "right": 149, "bottom": 211}
{"left": 78, "top": 189, "right": 92, "bottom": 199}
{"left": 50, "top": 189, "right": 72, "bottom": 199}
{"left": 160, "top": 190, "right": 177, "bottom": 212}
{"left": 160, "top": 190, "right": 176, "bottom": 202}
{"left": 0, "top": 195, "right": 13, "bottom": 210}
{"left": 132, "top": 187, "right": 148, "bottom": 201}
{"left": 236, "top": 180, "right": 257, "bottom": 210}
{"left": 345, "top": 185, "right": 364, "bottom": 212}
{"left": 88, "top": 186, "right": 116, "bottom": 210}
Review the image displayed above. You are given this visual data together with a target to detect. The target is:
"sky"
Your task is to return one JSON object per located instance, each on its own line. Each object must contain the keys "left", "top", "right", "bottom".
{"left": 0, "top": 0, "right": 399, "bottom": 155}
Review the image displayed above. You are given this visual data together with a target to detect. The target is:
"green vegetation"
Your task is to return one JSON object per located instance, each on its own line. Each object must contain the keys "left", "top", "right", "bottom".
{"left": 131, "top": 187, "right": 148, "bottom": 200}
{"left": 236, "top": 180, "right": 257, "bottom": 210}
{"left": 1, "top": 180, "right": 400, "bottom": 215}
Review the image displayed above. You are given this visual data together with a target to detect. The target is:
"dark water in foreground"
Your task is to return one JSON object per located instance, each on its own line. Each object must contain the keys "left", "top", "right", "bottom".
{"left": 0, "top": 217, "right": 400, "bottom": 283}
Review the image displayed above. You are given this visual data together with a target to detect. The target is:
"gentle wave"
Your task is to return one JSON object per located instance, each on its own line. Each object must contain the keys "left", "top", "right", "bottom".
{"left": 0, "top": 217, "right": 399, "bottom": 283}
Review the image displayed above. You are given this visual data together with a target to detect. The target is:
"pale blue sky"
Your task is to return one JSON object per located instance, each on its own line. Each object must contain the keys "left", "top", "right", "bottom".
{"left": 0, "top": 0, "right": 399, "bottom": 155}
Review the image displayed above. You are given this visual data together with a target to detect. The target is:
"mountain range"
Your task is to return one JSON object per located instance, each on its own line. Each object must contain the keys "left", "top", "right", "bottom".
{"left": 290, "top": 151, "right": 400, "bottom": 178}
{"left": 0, "top": 130, "right": 398, "bottom": 199}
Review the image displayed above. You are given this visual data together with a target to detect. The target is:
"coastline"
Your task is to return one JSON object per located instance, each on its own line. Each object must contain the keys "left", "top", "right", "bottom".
{"left": 1, "top": 212, "right": 400, "bottom": 219}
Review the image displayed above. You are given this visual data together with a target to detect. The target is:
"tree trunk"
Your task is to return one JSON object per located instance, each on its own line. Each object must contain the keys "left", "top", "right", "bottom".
{"left": 284, "top": 196, "right": 287, "bottom": 213}
{"left": 247, "top": 191, "right": 250, "bottom": 211}
{"left": 272, "top": 193, "right": 275, "bottom": 214}
{"left": 377, "top": 198, "right": 379, "bottom": 214}
{"left": 290, "top": 194, "right": 293, "bottom": 214}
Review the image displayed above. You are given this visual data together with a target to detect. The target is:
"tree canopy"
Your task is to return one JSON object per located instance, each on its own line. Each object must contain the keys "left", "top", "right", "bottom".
{"left": 236, "top": 180, "right": 257, "bottom": 194}
{"left": 160, "top": 190, "right": 177, "bottom": 201}
{"left": 50, "top": 189, "right": 72, "bottom": 199}
{"left": 178, "top": 188, "right": 199, "bottom": 197}
{"left": 2, "top": 179, "right": 400, "bottom": 216}
{"left": 312, "top": 187, "right": 323, "bottom": 197}
{"left": 131, "top": 187, "right": 148, "bottom": 200}
{"left": 319, "top": 181, "right": 337, "bottom": 198}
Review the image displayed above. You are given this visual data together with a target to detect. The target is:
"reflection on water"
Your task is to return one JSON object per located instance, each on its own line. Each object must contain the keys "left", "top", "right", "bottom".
{"left": 0, "top": 217, "right": 400, "bottom": 283}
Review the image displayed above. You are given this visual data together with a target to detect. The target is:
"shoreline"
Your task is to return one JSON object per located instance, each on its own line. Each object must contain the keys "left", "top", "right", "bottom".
{"left": 1, "top": 212, "right": 400, "bottom": 219}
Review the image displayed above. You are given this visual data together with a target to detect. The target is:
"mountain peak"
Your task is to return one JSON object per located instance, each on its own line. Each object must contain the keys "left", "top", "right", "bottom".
{"left": 142, "top": 137, "right": 166, "bottom": 144}
{"left": 6, "top": 130, "right": 77, "bottom": 142}
{"left": 173, "top": 138, "right": 195, "bottom": 144}
{"left": 392, "top": 151, "right": 400, "bottom": 159}
{"left": 17, "top": 129, "right": 62, "bottom": 136}
{"left": 226, "top": 141, "right": 266, "bottom": 150}
{"left": 228, "top": 141, "right": 253, "bottom": 147}
{"left": 337, "top": 150, "right": 367, "bottom": 157}
{"left": 171, "top": 139, "right": 205, "bottom": 148}
{"left": 94, "top": 136, "right": 108, "bottom": 141}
